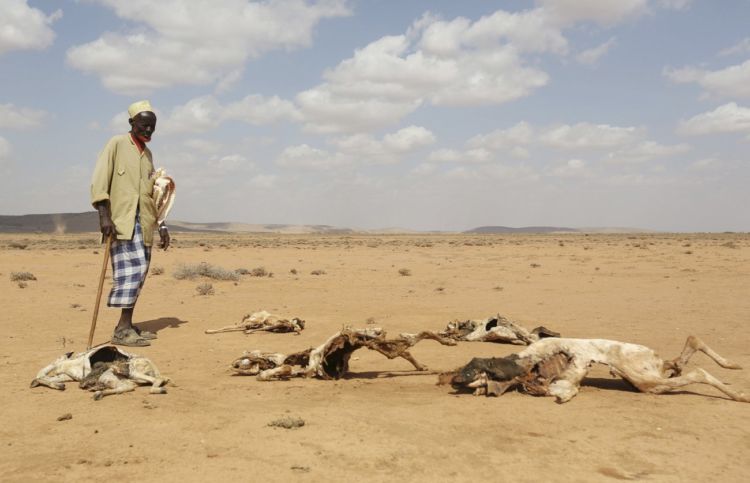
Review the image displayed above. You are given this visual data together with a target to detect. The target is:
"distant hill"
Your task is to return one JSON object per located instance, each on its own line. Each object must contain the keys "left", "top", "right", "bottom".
{"left": 464, "top": 225, "right": 654, "bottom": 234}
{"left": 0, "top": 212, "right": 655, "bottom": 235}
{"left": 465, "top": 226, "right": 578, "bottom": 234}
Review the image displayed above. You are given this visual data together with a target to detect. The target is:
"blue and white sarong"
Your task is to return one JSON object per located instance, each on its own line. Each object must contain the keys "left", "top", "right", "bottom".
{"left": 108, "top": 215, "right": 152, "bottom": 308}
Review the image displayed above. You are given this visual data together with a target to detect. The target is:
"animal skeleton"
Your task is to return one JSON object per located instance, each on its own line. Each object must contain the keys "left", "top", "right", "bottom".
{"left": 151, "top": 167, "right": 176, "bottom": 225}
{"left": 440, "top": 336, "right": 749, "bottom": 403}
{"left": 232, "top": 327, "right": 457, "bottom": 380}
{"left": 206, "top": 310, "right": 305, "bottom": 335}
{"left": 439, "top": 314, "right": 559, "bottom": 345}
{"left": 31, "top": 345, "right": 169, "bottom": 400}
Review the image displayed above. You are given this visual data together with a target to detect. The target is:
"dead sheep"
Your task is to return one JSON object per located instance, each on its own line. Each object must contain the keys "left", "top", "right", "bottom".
{"left": 31, "top": 345, "right": 169, "bottom": 400}
{"left": 440, "top": 336, "right": 748, "bottom": 403}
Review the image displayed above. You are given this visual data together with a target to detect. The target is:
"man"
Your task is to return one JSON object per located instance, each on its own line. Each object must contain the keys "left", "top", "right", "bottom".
{"left": 90, "top": 100, "right": 170, "bottom": 347}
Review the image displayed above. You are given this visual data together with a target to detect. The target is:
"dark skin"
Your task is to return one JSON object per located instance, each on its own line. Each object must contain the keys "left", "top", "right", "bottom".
{"left": 94, "top": 111, "right": 168, "bottom": 333}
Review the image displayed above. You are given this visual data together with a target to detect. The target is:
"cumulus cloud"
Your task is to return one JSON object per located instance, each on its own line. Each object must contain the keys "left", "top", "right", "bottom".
{"left": 678, "top": 102, "right": 750, "bottom": 137}
{"left": 298, "top": 2, "right": 661, "bottom": 134}
{"left": 0, "top": 103, "right": 49, "bottom": 129}
{"left": 576, "top": 37, "right": 616, "bottom": 65}
{"left": 0, "top": 0, "right": 61, "bottom": 55}
{"left": 467, "top": 122, "right": 533, "bottom": 151}
{"left": 549, "top": 158, "right": 590, "bottom": 177}
{"left": 719, "top": 38, "right": 750, "bottom": 57}
{"left": 66, "top": 0, "right": 351, "bottom": 94}
{"left": 540, "top": 122, "right": 641, "bottom": 149}
{"left": 605, "top": 141, "right": 690, "bottom": 163}
{"left": 276, "top": 144, "right": 348, "bottom": 170}
{"left": 665, "top": 60, "right": 750, "bottom": 99}
{"left": 535, "top": 0, "right": 648, "bottom": 27}
{"left": 162, "top": 94, "right": 300, "bottom": 134}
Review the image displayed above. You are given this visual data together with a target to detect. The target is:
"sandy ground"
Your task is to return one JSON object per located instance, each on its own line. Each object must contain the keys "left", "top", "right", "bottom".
{"left": 1, "top": 232, "right": 748, "bottom": 482}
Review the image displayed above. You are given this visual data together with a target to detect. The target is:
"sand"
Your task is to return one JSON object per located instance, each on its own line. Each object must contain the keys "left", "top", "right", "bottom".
{"left": 1, "top": 232, "right": 748, "bottom": 482}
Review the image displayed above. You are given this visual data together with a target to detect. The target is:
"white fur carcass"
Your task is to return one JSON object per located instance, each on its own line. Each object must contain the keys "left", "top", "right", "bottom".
{"left": 31, "top": 345, "right": 169, "bottom": 400}
{"left": 206, "top": 310, "right": 305, "bottom": 335}
{"left": 441, "top": 336, "right": 749, "bottom": 403}
{"left": 151, "top": 167, "right": 175, "bottom": 225}
{"left": 439, "top": 314, "right": 559, "bottom": 345}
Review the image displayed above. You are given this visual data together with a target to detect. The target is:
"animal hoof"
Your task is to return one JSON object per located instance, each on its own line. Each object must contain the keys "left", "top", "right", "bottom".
{"left": 30, "top": 380, "right": 39, "bottom": 388}
{"left": 93, "top": 392, "right": 104, "bottom": 401}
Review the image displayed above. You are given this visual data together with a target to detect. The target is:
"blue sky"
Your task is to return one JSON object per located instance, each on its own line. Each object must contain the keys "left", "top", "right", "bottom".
{"left": 1, "top": 0, "right": 749, "bottom": 231}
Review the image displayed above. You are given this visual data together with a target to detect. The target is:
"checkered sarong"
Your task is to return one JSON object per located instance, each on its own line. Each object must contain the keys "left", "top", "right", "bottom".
{"left": 108, "top": 216, "right": 152, "bottom": 308}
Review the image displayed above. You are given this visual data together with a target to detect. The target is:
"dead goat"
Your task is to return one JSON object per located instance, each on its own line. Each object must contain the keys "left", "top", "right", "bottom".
{"left": 232, "top": 327, "right": 457, "bottom": 380}
{"left": 440, "top": 336, "right": 749, "bottom": 403}
{"left": 31, "top": 345, "right": 169, "bottom": 400}
{"left": 205, "top": 310, "right": 305, "bottom": 335}
{"left": 439, "top": 314, "right": 559, "bottom": 345}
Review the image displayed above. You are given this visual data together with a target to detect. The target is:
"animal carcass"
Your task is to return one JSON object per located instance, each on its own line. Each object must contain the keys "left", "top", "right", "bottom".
{"left": 440, "top": 336, "right": 749, "bottom": 403}
{"left": 439, "top": 314, "right": 559, "bottom": 345}
{"left": 232, "top": 327, "right": 457, "bottom": 380}
{"left": 205, "top": 310, "right": 305, "bottom": 335}
{"left": 31, "top": 345, "right": 169, "bottom": 400}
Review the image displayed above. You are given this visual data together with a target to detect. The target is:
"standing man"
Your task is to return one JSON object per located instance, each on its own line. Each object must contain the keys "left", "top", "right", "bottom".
{"left": 90, "top": 100, "right": 170, "bottom": 347}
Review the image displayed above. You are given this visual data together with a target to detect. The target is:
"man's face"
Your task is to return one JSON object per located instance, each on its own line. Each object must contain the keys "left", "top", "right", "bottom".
{"left": 129, "top": 111, "right": 157, "bottom": 143}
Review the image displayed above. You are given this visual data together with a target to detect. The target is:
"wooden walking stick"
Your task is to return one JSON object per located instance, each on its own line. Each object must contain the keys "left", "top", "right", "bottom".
{"left": 88, "top": 235, "right": 112, "bottom": 349}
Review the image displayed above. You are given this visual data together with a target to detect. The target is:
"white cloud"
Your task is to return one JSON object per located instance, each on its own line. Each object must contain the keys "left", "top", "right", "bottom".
{"left": 382, "top": 126, "right": 435, "bottom": 152}
{"left": 66, "top": 0, "right": 351, "bottom": 94}
{"left": 162, "top": 94, "right": 300, "bottom": 134}
{"left": 679, "top": 102, "right": 750, "bottom": 137}
{"left": 550, "top": 158, "right": 590, "bottom": 177}
{"left": 665, "top": 60, "right": 750, "bottom": 98}
{"left": 719, "top": 38, "right": 750, "bottom": 57}
{"left": 688, "top": 158, "right": 720, "bottom": 171}
{"left": 428, "top": 149, "right": 462, "bottom": 162}
{"left": 536, "top": 0, "right": 648, "bottom": 27}
{"left": 576, "top": 37, "right": 616, "bottom": 65}
{"left": 540, "top": 122, "right": 641, "bottom": 149}
{"left": 467, "top": 122, "right": 533, "bottom": 150}
{"left": 0, "top": 103, "right": 49, "bottom": 129}
{"left": 0, "top": 0, "right": 61, "bottom": 55}
{"left": 276, "top": 144, "right": 348, "bottom": 170}
{"left": 606, "top": 141, "right": 690, "bottom": 163}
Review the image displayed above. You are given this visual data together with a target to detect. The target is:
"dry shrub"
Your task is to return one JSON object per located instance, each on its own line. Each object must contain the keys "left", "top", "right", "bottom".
{"left": 11, "top": 272, "right": 36, "bottom": 282}
{"left": 9, "top": 242, "right": 27, "bottom": 250}
{"left": 174, "top": 262, "right": 239, "bottom": 281}
{"left": 398, "top": 268, "right": 412, "bottom": 276}
{"left": 196, "top": 282, "right": 215, "bottom": 296}
{"left": 250, "top": 267, "right": 270, "bottom": 277}
{"left": 268, "top": 417, "right": 304, "bottom": 429}
{"left": 18, "top": 281, "right": 28, "bottom": 288}
{"left": 290, "top": 268, "right": 298, "bottom": 275}
{"left": 530, "top": 263, "right": 541, "bottom": 268}
{"left": 310, "top": 269, "right": 326, "bottom": 276}
{"left": 151, "top": 266, "right": 165, "bottom": 276}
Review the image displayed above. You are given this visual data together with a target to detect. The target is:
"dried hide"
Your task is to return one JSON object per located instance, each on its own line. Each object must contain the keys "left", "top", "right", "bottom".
{"left": 151, "top": 168, "right": 176, "bottom": 225}
{"left": 31, "top": 345, "right": 169, "bottom": 400}
{"left": 206, "top": 310, "right": 305, "bottom": 335}
{"left": 232, "top": 327, "right": 457, "bottom": 381}
{"left": 439, "top": 314, "right": 559, "bottom": 345}
{"left": 440, "top": 336, "right": 749, "bottom": 403}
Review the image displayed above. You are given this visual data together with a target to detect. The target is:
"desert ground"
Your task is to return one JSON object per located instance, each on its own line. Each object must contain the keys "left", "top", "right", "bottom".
{"left": 1, "top": 232, "right": 748, "bottom": 482}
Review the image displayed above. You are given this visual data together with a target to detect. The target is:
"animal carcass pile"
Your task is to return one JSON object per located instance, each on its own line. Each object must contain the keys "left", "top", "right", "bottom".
{"left": 31, "top": 345, "right": 169, "bottom": 400}
{"left": 232, "top": 327, "right": 456, "bottom": 380}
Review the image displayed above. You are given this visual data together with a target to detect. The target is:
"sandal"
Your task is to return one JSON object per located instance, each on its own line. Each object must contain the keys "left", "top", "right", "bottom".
{"left": 133, "top": 326, "right": 158, "bottom": 340}
{"left": 112, "top": 328, "right": 151, "bottom": 347}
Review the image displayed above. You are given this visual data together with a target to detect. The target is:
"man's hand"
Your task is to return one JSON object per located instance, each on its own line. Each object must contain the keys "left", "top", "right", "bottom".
{"left": 94, "top": 201, "right": 116, "bottom": 238}
{"left": 159, "top": 225, "right": 170, "bottom": 250}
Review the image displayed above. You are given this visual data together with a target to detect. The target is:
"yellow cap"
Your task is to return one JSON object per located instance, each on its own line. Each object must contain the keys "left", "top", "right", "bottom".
{"left": 128, "top": 100, "right": 154, "bottom": 118}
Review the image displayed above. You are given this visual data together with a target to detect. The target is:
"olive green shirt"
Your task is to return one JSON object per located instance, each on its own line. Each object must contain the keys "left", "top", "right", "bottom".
{"left": 90, "top": 134, "right": 158, "bottom": 246}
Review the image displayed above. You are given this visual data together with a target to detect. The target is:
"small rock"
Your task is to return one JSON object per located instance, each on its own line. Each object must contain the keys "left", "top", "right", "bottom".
{"left": 57, "top": 413, "right": 72, "bottom": 421}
